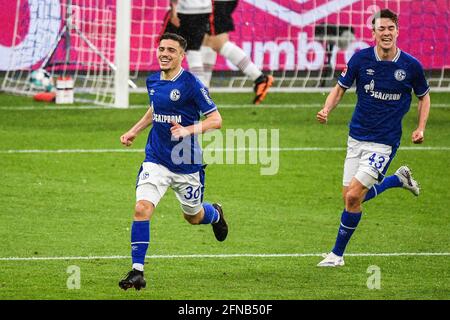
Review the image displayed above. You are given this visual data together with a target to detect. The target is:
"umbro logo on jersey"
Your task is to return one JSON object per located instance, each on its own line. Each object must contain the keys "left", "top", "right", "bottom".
{"left": 170, "top": 89, "right": 180, "bottom": 101}
{"left": 394, "top": 69, "right": 406, "bottom": 81}
{"left": 366, "top": 69, "right": 375, "bottom": 76}
{"left": 149, "top": 89, "right": 155, "bottom": 95}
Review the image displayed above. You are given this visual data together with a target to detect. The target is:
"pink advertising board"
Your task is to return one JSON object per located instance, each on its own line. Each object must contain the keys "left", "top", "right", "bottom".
{"left": 0, "top": 0, "right": 448, "bottom": 71}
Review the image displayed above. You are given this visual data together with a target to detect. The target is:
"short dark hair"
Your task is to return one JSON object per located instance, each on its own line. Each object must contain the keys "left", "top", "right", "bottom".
{"left": 372, "top": 9, "right": 398, "bottom": 29}
{"left": 159, "top": 33, "right": 187, "bottom": 51}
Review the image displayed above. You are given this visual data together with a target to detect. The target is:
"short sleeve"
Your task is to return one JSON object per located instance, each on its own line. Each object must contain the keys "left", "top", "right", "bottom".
{"left": 412, "top": 60, "right": 430, "bottom": 97}
{"left": 338, "top": 53, "right": 359, "bottom": 89}
{"left": 192, "top": 80, "right": 217, "bottom": 115}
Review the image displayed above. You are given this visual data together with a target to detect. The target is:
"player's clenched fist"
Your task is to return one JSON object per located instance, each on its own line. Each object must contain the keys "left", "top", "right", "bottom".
{"left": 317, "top": 108, "right": 329, "bottom": 124}
{"left": 120, "top": 132, "right": 136, "bottom": 146}
{"left": 412, "top": 130, "right": 424, "bottom": 144}
{"left": 170, "top": 121, "right": 190, "bottom": 139}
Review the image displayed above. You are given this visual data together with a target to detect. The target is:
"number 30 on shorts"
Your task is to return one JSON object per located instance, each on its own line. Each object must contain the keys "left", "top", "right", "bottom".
{"left": 184, "top": 186, "right": 201, "bottom": 200}
{"left": 368, "top": 153, "right": 386, "bottom": 169}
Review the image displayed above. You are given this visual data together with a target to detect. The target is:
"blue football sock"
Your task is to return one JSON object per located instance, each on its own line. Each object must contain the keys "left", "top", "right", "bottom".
{"left": 332, "top": 210, "right": 362, "bottom": 256}
{"left": 363, "top": 175, "right": 402, "bottom": 202}
{"left": 131, "top": 220, "right": 150, "bottom": 270}
{"left": 200, "top": 203, "right": 219, "bottom": 224}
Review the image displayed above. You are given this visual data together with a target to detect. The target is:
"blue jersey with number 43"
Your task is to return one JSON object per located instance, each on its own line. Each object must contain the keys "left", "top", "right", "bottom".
{"left": 145, "top": 68, "right": 217, "bottom": 174}
{"left": 338, "top": 46, "right": 429, "bottom": 147}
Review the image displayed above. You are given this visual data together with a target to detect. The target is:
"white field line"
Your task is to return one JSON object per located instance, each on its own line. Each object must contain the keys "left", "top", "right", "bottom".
{"left": 1, "top": 146, "right": 450, "bottom": 154}
{"left": 0, "top": 252, "right": 449, "bottom": 261}
{"left": 0, "top": 103, "right": 450, "bottom": 110}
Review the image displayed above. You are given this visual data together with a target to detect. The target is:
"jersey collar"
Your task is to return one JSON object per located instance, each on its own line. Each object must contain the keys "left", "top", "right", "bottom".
{"left": 374, "top": 46, "right": 401, "bottom": 62}
{"left": 160, "top": 67, "right": 184, "bottom": 81}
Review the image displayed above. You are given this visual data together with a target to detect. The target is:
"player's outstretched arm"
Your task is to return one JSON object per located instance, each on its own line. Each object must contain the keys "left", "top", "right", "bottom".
{"left": 317, "top": 84, "right": 346, "bottom": 124}
{"left": 120, "top": 107, "right": 153, "bottom": 147}
{"left": 170, "top": 111, "right": 222, "bottom": 139}
{"left": 412, "top": 92, "right": 431, "bottom": 144}
{"left": 169, "top": 0, "right": 180, "bottom": 27}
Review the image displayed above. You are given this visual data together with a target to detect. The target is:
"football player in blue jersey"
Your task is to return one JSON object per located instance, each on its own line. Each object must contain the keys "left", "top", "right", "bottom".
{"left": 119, "top": 33, "right": 228, "bottom": 290}
{"left": 316, "top": 9, "right": 431, "bottom": 267}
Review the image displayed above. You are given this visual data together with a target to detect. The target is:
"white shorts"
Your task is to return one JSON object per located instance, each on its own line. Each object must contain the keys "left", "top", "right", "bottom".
{"left": 343, "top": 136, "right": 396, "bottom": 189}
{"left": 135, "top": 162, "right": 204, "bottom": 215}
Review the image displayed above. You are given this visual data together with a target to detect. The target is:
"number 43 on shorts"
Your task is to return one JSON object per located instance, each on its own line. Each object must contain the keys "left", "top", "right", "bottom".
{"left": 368, "top": 153, "right": 386, "bottom": 169}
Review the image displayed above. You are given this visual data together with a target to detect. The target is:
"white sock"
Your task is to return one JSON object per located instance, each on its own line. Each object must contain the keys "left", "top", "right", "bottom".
{"left": 186, "top": 50, "right": 207, "bottom": 86}
{"left": 132, "top": 263, "right": 144, "bottom": 271}
{"left": 220, "top": 41, "right": 262, "bottom": 81}
{"left": 201, "top": 46, "right": 217, "bottom": 88}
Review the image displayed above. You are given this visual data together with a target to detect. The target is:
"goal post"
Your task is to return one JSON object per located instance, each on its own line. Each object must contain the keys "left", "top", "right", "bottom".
{"left": 114, "top": 0, "right": 131, "bottom": 108}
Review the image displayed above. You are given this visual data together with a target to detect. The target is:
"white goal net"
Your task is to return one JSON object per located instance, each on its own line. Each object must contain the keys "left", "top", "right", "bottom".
{"left": 1, "top": 0, "right": 449, "bottom": 107}
{"left": 209, "top": 0, "right": 450, "bottom": 92}
{"left": 1, "top": 0, "right": 131, "bottom": 107}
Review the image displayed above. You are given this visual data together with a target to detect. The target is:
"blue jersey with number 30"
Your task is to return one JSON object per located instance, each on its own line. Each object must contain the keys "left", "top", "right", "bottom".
{"left": 145, "top": 68, "right": 217, "bottom": 174}
{"left": 338, "top": 47, "right": 429, "bottom": 147}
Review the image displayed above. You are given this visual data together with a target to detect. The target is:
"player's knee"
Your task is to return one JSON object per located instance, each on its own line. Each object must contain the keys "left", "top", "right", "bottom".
{"left": 345, "top": 190, "right": 362, "bottom": 209}
{"left": 134, "top": 201, "right": 154, "bottom": 220}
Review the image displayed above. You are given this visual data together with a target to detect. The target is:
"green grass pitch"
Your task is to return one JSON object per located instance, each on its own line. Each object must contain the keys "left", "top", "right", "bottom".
{"left": 0, "top": 91, "right": 449, "bottom": 300}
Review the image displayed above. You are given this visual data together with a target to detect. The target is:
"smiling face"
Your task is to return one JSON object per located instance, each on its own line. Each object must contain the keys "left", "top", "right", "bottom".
{"left": 157, "top": 39, "right": 184, "bottom": 75}
{"left": 372, "top": 17, "right": 399, "bottom": 53}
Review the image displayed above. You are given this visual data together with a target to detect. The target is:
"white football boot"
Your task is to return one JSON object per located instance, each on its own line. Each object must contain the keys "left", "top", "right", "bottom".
{"left": 317, "top": 252, "right": 345, "bottom": 267}
{"left": 395, "top": 165, "right": 420, "bottom": 196}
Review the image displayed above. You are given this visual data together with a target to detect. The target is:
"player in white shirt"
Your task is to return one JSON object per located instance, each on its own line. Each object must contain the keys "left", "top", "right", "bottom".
{"left": 201, "top": 0, "right": 273, "bottom": 104}
{"left": 161, "top": 0, "right": 213, "bottom": 85}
